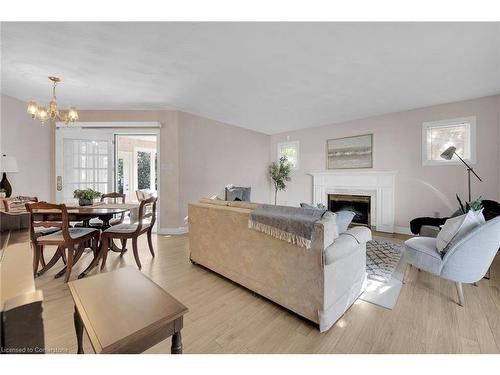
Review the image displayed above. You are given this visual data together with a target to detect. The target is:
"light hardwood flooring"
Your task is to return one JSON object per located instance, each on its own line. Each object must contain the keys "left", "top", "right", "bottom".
{"left": 36, "top": 232, "right": 500, "bottom": 354}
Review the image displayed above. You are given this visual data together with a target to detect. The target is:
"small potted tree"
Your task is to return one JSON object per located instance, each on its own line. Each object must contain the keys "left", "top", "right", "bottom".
{"left": 269, "top": 156, "right": 291, "bottom": 205}
{"left": 74, "top": 188, "right": 101, "bottom": 206}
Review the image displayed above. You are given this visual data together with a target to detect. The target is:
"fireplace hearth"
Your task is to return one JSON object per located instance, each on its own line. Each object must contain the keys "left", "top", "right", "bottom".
{"left": 328, "top": 194, "right": 371, "bottom": 227}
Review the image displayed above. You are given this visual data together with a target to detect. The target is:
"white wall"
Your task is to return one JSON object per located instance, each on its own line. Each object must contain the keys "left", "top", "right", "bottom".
{"left": 270, "top": 95, "right": 500, "bottom": 232}
{"left": 0, "top": 94, "right": 53, "bottom": 200}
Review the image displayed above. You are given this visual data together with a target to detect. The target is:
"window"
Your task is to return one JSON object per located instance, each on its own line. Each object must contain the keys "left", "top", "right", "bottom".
{"left": 422, "top": 116, "right": 476, "bottom": 166}
{"left": 62, "top": 139, "right": 111, "bottom": 202}
{"left": 278, "top": 141, "right": 299, "bottom": 169}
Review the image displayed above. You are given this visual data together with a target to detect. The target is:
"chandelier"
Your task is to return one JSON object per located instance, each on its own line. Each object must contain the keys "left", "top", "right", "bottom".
{"left": 27, "top": 76, "right": 79, "bottom": 125}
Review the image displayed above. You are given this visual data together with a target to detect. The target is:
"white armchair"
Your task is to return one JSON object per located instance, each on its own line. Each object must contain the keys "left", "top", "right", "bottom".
{"left": 403, "top": 216, "right": 500, "bottom": 306}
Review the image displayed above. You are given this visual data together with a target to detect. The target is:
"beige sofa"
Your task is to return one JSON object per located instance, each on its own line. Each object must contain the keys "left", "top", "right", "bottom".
{"left": 188, "top": 199, "right": 371, "bottom": 332}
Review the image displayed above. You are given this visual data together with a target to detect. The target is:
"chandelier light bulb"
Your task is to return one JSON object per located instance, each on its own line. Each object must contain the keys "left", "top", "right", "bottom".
{"left": 67, "top": 106, "right": 79, "bottom": 122}
{"left": 27, "top": 101, "right": 38, "bottom": 119}
{"left": 37, "top": 106, "right": 49, "bottom": 124}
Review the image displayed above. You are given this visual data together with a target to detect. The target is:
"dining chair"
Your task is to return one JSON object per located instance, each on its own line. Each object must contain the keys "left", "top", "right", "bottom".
{"left": 89, "top": 192, "right": 127, "bottom": 228}
{"left": 25, "top": 202, "right": 100, "bottom": 282}
{"left": 87, "top": 192, "right": 127, "bottom": 253}
{"left": 136, "top": 189, "right": 155, "bottom": 202}
{"left": 99, "top": 196, "right": 157, "bottom": 270}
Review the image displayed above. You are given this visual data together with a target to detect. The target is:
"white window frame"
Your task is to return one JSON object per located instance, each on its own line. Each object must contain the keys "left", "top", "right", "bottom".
{"left": 421, "top": 116, "right": 477, "bottom": 166}
{"left": 277, "top": 141, "right": 300, "bottom": 170}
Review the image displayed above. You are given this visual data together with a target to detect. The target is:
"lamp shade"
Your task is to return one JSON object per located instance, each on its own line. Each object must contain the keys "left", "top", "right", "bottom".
{"left": 1, "top": 155, "right": 19, "bottom": 173}
{"left": 440, "top": 146, "right": 456, "bottom": 160}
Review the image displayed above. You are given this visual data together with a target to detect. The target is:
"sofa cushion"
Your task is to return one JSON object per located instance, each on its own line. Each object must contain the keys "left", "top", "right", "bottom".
{"left": 227, "top": 201, "right": 261, "bottom": 210}
{"left": 317, "top": 211, "right": 339, "bottom": 248}
{"left": 404, "top": 236, "right": 443, "bottom": 275}
{"left": 300, "top": 204, "right": 357, "bottom": 234}
{"left": 335, "top": 211, "right": 356, "bottom": 233}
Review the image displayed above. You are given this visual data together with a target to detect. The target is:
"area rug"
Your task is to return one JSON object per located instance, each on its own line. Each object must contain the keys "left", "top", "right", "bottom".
{"left": 359, "top": 238, "right": 406, "bottom": 310}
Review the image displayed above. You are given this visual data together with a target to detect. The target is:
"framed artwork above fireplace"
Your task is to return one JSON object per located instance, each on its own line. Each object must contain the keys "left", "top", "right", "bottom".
{"left": 326, "top": 133, "right": 373, "bottom": 169}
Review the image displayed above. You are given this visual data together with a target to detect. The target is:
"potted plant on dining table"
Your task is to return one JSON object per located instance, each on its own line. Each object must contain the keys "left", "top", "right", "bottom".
{"left": 74, "top": 188, "right": 102, "bottom": 206}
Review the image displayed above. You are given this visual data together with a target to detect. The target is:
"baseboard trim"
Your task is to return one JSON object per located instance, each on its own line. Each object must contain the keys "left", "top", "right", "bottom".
{"left": 394, "top": 226, "right": 413, "bottom": 235}
{"left": 157, "top": 226, "right": 189, "bottom": 235}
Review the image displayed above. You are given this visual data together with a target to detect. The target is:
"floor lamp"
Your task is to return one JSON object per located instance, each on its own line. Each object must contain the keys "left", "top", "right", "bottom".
{"left": 440, "top": 146, "right": 482, "bottom": 202}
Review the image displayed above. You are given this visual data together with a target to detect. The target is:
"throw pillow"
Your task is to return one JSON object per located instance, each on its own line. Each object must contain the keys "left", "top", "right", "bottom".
{"left": 321, "top": 211, "right": 339, "bottom": 247}
{"left": 335, "top": 210, "right": 356, "bottom": 233}
{"left": 473, "top": 208, "right": 486, "bottom": 224}
{"left": 436, "top": 210, "right": 482, "bottom": 254}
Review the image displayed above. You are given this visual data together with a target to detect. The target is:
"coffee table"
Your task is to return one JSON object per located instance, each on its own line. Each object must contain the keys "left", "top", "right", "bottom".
{"left": 68, "top": 267, "right": 188, "bottom": 354}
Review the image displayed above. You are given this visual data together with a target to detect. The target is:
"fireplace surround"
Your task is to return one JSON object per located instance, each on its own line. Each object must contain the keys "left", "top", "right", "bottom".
{"left": 309, "top": 170, "right": 397, "bottom": 233}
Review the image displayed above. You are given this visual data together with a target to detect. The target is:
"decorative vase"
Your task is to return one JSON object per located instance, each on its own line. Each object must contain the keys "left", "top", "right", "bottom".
{"left": 0, "top": 172, "right": 12, "bottom": 198}
{"left": 78, "top": 198, "right": 93, "bottom": 206}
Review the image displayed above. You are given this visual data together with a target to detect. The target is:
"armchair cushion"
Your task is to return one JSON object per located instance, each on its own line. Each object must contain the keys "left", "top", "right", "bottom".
{"left": 403, "top": 237, "right": 443, "bottom": 275}
{"left": 436, "top": 210, "right": 482, "bottom": 253}
{"left": 419, "top": 225, "right": 441, "bottom": 238}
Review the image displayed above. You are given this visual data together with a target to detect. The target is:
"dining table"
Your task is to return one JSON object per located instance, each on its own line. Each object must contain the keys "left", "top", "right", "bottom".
{"left": 32, "top": 202, "right": 140, "bottom": 279}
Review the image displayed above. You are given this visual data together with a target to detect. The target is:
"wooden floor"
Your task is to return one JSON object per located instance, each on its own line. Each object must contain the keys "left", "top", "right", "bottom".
{"left": 37, "top": 232, "right": 500, "bottom": 354}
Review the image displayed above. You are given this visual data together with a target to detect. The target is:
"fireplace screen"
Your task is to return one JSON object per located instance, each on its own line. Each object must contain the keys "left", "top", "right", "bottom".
{"left": 328, "top": 194, "right": 371, "bottom": 227}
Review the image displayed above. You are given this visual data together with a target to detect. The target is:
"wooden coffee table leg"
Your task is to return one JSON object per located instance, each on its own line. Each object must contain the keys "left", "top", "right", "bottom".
{"left": 74, "top": 305, "right": 84, "bottom": 354}
{"left": 171, "top": 331, "right": 182, "bottom": 354}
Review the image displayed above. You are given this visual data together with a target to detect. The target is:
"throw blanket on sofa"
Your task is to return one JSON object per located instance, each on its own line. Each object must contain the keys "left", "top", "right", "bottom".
{"left": 248, "top": 204, "right": 326, "bottom": 249}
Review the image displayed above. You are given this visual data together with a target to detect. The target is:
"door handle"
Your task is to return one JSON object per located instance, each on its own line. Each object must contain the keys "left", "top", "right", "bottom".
{"left": 57, "top": 176, "right": 63, "bottom": 191}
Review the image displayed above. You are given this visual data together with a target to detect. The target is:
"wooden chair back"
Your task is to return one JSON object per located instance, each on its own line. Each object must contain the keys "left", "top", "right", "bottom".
{"left": 101, "top": 192, "right": 126, "bottom": 223}
{"left": 137, "top": 196, "right": 157, "bottom": 230}
{"left": 25, "top": 202, "right": 70, "bottom": 243}
{"left": 100, "top": 192, "right": 126, "bottom": 204}
{"left": 3, "top": 196, "right": 38, "bottom": 212}
{"left": 136, "top": 189, "right": 155, "bottom": 202}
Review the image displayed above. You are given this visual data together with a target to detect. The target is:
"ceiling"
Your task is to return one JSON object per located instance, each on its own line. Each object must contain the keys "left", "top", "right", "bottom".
{"left": 1, "top": 22, "right": 499, "bottom": 134}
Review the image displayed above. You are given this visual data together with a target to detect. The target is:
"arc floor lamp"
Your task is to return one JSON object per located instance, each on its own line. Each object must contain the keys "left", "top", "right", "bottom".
{"left": 440, "top": 146, "right": 482, "bottom": 202}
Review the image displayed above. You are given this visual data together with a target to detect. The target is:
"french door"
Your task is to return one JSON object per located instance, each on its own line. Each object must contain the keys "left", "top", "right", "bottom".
{"left": 55, "top": 128, "right": 115, "bottom": 203}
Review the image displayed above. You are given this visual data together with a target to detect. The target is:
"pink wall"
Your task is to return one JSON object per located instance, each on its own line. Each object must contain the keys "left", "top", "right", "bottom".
{"left": 3, "top": 91, "right": 499, "bottom": 233}
{"left": 74, "top": 109, "right": 271, "bottom": 230}
{"left": 178, "top": 111, "right": 271, "bottom": 223}
{"left": 0, "top": 95, "right": 53, "bottom": 200}
{"left": 270, "top": 95, "right": 500, "bottom": 231}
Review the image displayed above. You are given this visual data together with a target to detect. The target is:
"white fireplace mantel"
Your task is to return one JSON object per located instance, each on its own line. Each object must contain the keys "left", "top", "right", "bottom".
{"left": 308, "top": 170, "right": 398, "bottom": 233}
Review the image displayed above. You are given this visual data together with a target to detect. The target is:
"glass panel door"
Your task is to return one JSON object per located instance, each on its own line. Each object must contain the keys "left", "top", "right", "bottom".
{"left": 56, "top": 128, "right": 114, "bottom": 203}
{"left": 115, "top": 135, "right": 158, "bottom": 203}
